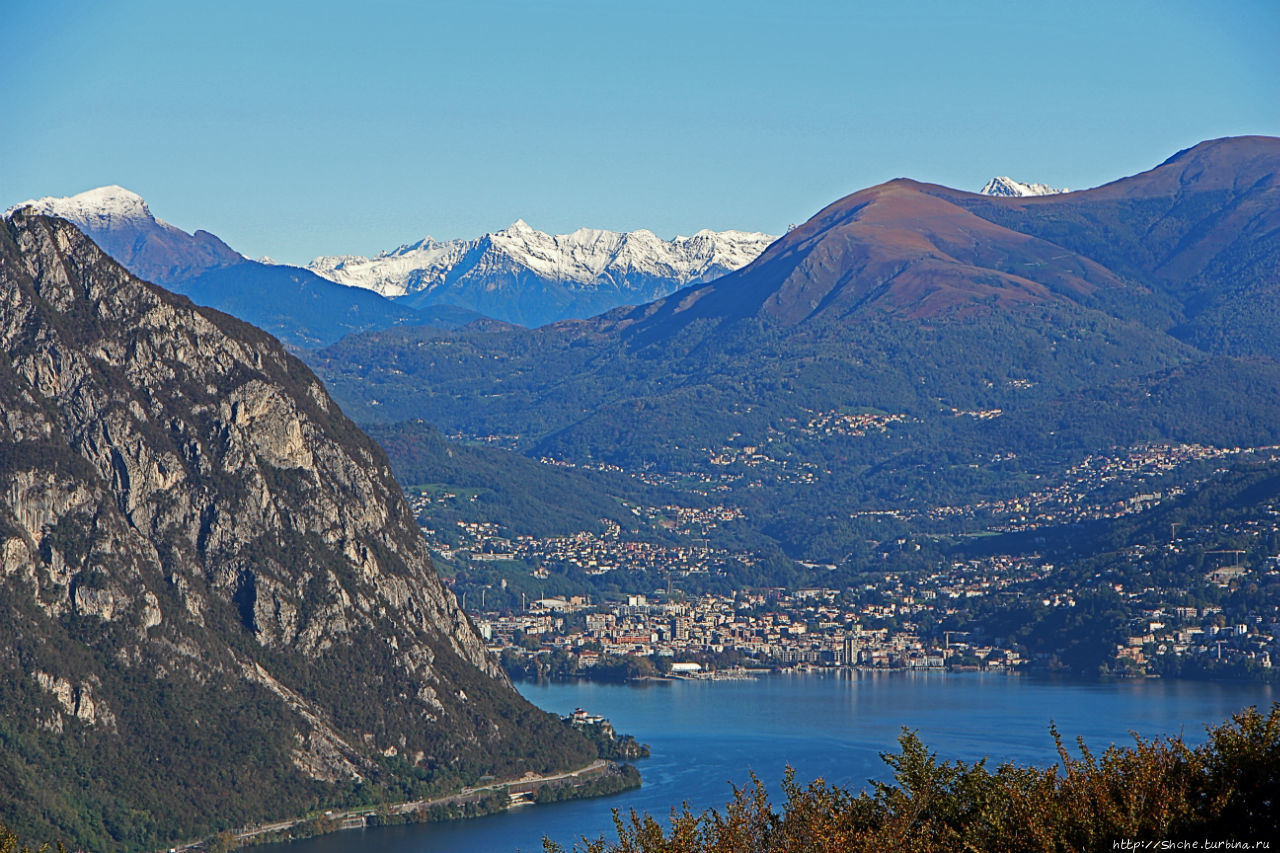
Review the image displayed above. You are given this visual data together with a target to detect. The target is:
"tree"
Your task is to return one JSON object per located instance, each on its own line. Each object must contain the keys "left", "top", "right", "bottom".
{"left": 544, "top": 705, "right": 1280, "bottom": 852}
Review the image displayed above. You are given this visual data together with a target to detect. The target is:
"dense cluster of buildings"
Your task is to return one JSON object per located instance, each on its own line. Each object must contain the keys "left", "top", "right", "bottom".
{"left": 477, "top": 567, "right": 1279, "bottom": 678}
{"left": 475, "top": 588, "right": 1025, "bottom": 672}
{"left": 802, "top": 410, "right": 907, "bottom": 438}
{"left": 1113, "top": 601, "right": 1277, "bottom": 673}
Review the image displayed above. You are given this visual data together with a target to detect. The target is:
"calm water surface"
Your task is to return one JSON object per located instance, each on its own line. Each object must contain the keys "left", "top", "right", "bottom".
{"left": 265, "top": 672, "right": 1274, "bottom": 853}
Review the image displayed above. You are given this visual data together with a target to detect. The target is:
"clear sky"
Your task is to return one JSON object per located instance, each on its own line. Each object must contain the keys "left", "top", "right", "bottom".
{"left": 2, "top": 0, "right": 1277, "bottom": 265}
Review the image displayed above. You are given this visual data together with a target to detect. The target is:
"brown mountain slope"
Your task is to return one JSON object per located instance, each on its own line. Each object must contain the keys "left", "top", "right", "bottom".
{"left": 585, "top": 178, "right": 1134, "bottom": 337}
{"left": 309, "top": 138, "right": 1280, "bottom": 460}
{"left": 584, "top": 136, "right": 1277, "bottom": 340}
{"left": 937, "top": 136, "right": 1280, "bottom": 294}
{"left": 747, "top": 179, "right": 1130, "bottom": 323}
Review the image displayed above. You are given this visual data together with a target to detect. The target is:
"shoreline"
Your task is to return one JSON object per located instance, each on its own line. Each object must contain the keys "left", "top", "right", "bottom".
{"left": 165, "top": 758, "right": 637, "bottom": 852}
{"left": 517, "top": 662, "right": 1280, "bottom": 687}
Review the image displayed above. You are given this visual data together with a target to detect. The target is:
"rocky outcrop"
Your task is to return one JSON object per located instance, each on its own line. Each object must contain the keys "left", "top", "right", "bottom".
{"left": 0, "top": 212, "right": 592, "bottom": 849}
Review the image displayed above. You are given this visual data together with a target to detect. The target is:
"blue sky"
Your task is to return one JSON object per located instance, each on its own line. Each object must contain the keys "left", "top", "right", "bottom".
{"left": 3, "top": 0, "right": 1277, "bottom": 264}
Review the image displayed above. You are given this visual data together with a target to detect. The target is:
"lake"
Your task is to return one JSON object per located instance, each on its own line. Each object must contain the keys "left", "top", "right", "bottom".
{"left": 263, "top": 671, "right": 1274, "bottom": 852}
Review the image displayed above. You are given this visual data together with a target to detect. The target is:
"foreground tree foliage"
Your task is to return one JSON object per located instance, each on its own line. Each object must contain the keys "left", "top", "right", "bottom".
{"left": 0, "top": 823, "right": 64, "bottom": 853}
{"left": 547, "top": 706, "right": 1279, "bottom": 853}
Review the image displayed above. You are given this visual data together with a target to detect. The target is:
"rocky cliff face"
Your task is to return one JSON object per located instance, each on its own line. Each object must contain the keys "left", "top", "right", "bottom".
{"left": 0, "top": 212, "right": 591, "bottom": 849}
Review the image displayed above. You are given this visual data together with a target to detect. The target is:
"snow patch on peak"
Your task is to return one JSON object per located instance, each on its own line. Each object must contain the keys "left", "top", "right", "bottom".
{"left": 979, "top": 177, "right": 1067, "bottom": 197}
{"left": 6, "top": 185, "right": 244, "bottom": 284}
{"left": 7, "top": 185, "right": 157, "bottom": 226}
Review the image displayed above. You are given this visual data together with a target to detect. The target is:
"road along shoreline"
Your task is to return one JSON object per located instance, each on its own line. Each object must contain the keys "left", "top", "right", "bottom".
{"left": 165, "top": 758, "right": 638, "bottom": 851}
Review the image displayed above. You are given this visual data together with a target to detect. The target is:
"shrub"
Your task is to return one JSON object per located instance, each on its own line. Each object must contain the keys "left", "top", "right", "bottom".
{"left": 545, "top": 704, "right": 1280, "bottom": 852}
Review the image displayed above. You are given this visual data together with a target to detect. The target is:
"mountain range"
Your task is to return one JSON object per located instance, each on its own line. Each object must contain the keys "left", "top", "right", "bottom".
{"left": 4, "top": 136, "right": 1277, "bottom": 846}
{"left": 0, "top": 211, "right": 595, "bottom": 848}
{"left": 307, "top": 136, "right": 1280, "bottom": 562}
{"left": 10, "top": 188, "right": 776, "bottom": 339}
{"left": 307, "top": 221, "right": 776, "bottom": 327}
{"left": 14, "top": 173, "right": 1052, "bottom": 337}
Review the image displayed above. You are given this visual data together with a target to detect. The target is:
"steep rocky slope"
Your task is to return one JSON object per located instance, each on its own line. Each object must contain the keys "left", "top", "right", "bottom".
{"left": 0, "top": 212, "right": 592, "bottom": 849}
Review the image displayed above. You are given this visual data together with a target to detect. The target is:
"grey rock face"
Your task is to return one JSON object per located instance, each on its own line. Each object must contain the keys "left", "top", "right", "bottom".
{"left": 0, "top": 212, "right": 590, "bottom": 846}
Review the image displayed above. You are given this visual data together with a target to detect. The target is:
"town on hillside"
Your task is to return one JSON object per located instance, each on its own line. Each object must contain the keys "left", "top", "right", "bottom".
{"left": 407, "top": 442, "right": 1280, "bottom": 682}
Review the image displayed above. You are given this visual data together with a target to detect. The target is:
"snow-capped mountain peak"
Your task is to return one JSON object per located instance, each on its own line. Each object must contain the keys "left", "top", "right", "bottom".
{"left": 6, "top": 184, "right": 155, "bottom": 226}
{"left": 501, "top": 218, "right": 535, "bottom": 234}
{"left": 307, "top": 221, "right": 777, "bottom": 326}
{"left": 6, "top": 185, "right": 243, "bottom": 285}
{"left": 979, "top": 176, "right": 1067, "bottom": 197}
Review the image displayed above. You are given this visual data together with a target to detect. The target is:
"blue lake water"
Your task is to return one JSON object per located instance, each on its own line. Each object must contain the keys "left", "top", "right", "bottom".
{"left": 264, "top": 671, "right": 1275, "bottom": 852}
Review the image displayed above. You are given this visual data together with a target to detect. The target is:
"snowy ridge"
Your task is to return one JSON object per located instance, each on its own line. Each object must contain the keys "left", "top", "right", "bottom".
{"left": 10, "top": 185, "right": 167, "bottom": 230}
{"left": 308, "top": 221, "right": 777, "bottom": 300}
{"left": 978, "top": 177, "right": 1067, "bottom": 197}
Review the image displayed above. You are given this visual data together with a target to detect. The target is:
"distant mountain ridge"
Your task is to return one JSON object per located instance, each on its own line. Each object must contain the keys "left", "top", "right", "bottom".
{"left": 581, "top": 136, "right": 1277, "bottom": 333}
{"left": 978, "top": 176, "right": 1067, "bottom": 197}
{"left": 308, "top": 221, "right": 776, "bottom": 327}
{"left": 5, "top": 188, "right": 461, "bottom": 348}
{"left": 10, "top": 185, "right": 244, "bottom": 282}
{"left": 9, "top": 187, "right": 774, "bottom": 335}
